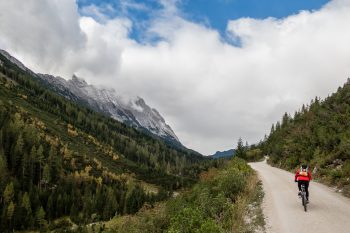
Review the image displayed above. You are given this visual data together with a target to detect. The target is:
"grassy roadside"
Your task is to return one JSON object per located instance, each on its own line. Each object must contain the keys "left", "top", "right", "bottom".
{"left": 266, "top": 157, "right": 350, "bottom": 198}
{"left": 242, "top": 174, "right": 265, "bottom": 233}
{"left": 85, "top": 158, "right": 265, "bottom": 233}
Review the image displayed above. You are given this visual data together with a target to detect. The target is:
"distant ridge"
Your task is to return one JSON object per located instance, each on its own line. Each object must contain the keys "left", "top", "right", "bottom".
{"left": 211, "top": 149, "right": 235, "bottom": 159}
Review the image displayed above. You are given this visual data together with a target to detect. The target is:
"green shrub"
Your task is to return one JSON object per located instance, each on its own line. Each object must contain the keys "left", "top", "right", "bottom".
{"left": 105, "top": 158, "right": 258, "bottom": 233}
{"left": 217, "top": 170, "right": 245, "bottom": 200}
{"left": 198, "top": 219, "right": 223, "bottom": 233}
{"left": 167, "top": 207, "right": 224, "bottom": 233}
{"left": 167, "top": 207, "right": 204, "bottom": 233}
{"left": 331, "top": 169, "right": 342, "bottom": 181}
{"left": 342, "top": 161, "right": 350, "bottom": 177}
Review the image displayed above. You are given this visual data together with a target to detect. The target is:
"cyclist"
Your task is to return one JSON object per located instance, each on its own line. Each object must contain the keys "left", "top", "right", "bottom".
{"left": 295, "top": 164, "right": 312, "bottom": 202}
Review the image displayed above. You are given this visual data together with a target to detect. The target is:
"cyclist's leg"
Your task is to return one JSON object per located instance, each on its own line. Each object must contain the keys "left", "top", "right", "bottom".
{"left": 297, "top": 180, "right": 302, "bottom": 196}
{"left": 298, "top": 180, "right": 302, "bottom": 191}
{"left": 305, "top": 181, "right": 310, "bottom": 200}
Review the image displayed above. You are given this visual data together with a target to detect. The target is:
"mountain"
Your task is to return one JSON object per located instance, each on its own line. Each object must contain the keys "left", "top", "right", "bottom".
{"left": 38, "top": 73, "right": 180, "bottom": 145}
{"left": 259, "top": 81, "right": 350, "bottom": 196}
{"left": 0, "top": 49, "right": 34, "bottom": 74}
{"left": 211, "top": 149, "right": 235, "bottom": 159}
{"left": 0, "top": 49, "right": 181, "bottom": 146}
{"left": 0, "top": 49, "right": 209, "bottom": 232}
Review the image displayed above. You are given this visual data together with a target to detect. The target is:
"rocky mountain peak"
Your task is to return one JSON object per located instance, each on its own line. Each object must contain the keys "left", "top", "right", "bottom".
{"left": 71, "top": 74, "right": 88, "bottom": 87}
{"left": 0, "top": 49, "right": 30, "bottom": 72}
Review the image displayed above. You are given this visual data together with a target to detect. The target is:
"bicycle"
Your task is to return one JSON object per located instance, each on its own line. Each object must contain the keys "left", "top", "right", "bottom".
{"left": 299, "top": 183, "right": 308, "bottom": 212}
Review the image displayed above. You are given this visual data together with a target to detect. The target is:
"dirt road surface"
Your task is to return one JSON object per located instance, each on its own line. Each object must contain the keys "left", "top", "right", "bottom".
{"left": 249, "top": 160, "right": 350, "bottom": 233}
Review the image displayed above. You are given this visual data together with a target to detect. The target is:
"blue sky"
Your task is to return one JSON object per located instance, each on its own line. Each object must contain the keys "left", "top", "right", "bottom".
{"left": 77, "top": 0, "right": 330, "bottom": 40}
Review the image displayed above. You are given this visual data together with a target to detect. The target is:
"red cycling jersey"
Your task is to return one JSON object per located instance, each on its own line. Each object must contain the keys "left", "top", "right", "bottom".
{"left": 295, "top": 169, "right": 312, "bottom": 181}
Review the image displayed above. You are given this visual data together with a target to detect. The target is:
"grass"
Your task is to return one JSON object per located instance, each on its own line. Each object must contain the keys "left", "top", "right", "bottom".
{"left": 243, "top": 176, "right": 265, "bottom": 233}
{"left": 83, "top": 158, "right": 266, "bottom": 233}
{"left": 14, "top": 161, "right": 267, "bottom": 233}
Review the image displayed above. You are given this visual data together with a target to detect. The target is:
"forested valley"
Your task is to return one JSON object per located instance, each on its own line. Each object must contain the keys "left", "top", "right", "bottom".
{"left": 0, "top": 52, "right": 221, "bottom": 232}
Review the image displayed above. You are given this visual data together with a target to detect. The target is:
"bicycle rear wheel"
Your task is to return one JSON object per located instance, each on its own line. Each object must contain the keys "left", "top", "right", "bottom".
{"left": 302, "top": 194, "right": 307, "bottom": 212}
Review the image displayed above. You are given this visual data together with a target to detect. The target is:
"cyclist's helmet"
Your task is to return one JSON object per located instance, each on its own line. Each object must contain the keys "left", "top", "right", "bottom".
{"left": 301, "top": 164, "right": 308, "bottom": 169}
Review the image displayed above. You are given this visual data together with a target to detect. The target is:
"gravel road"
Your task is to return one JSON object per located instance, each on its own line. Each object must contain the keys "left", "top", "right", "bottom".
{"left": 249, "top": 160, "right": 350, "bottom": 233}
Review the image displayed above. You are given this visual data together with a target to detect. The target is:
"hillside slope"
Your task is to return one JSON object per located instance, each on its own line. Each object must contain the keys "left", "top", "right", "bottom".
{"left": 0, "top": 49, "right": 181, "bottom": 146}
{"left": 97, "top": 158, "right": 265, "bottom": 233}
{"left": 260, "top": 81, "right": 350, "bottom": 195}
{"left": 0, "top": 50, "right": 210, "bottom": 232}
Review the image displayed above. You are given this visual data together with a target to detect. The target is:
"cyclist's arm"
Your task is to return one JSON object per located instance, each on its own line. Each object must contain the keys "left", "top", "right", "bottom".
{"left": 295, "top": 170, "right": 299, "bottom": 181}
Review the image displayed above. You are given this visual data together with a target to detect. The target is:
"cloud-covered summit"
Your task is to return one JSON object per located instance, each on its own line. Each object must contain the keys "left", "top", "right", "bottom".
{"left": 0, "top": 0, "right": 349, "bottom": 154}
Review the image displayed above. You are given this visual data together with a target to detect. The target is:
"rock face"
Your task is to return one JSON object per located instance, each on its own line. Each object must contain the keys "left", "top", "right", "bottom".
{"left": 0, "top": 49, "right": 30, "bottom": 72}
{"left": 39, "top": 74, "right": 180, "bottom": 145}
{"left": 0, "top": 49, "right": 181, "bottom": 145}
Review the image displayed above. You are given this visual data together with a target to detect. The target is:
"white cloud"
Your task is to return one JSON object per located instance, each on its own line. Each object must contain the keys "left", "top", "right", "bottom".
{"left": 1, "top": 0, "right": 350, "bottom": 154}
{"left": 120, "top": 0, "right": 149, "bottom": 14}
{"left": 0, "top": 0, "right": 85, "bottom": 72}
{"left": 64, "top": 16, "right": 133, "bottom": 82}
{"left": 80, "top": 4, "right": 116, "bottom": 22}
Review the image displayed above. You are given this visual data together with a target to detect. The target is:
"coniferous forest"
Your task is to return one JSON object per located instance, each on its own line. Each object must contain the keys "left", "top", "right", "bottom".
{"left": 0, "top": 52, "right": 220, "bottom": 232}
{"left": 258, "top": 82, "right": 350, "bottom": 195}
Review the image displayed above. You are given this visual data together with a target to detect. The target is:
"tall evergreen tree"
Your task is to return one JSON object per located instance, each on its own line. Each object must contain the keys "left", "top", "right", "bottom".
{"left": 282, "top": 112, "right": 290, "bottom": 127}
{"left": 6, "top": 201, "right": 15, "bottom": 230}
{"left": 36, "top": 145, "right": 44, "bottom": 190}
{"left": 0, "top": 151, "right": 8, "bottom": 192}
{"left": 235, "top": 137, "right": 246, "bottom": 159}
{"left": 13, "top": 134, "right": 24, "bottom": 172}
{"left": 21, "top": 192, "right": 32, "bottom": 228}
{"left": 35, "top": 206, "right": 47, "bottom": 231}
{"left": 3, "top": 182, "right": 14, "bottom": 204}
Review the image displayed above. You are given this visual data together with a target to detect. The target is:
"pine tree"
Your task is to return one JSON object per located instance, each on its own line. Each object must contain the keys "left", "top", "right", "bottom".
{"left": 7, "top": 201, "right": 15, "bottom": 230}
{"left": 21, "top": 192, "right": 33, "bottom": 228}
{"left": 103, "top": 188, "right": 118, "bottom": 219}
{"left": 35, "top": 206, "right": 47, "bottom": 231}
{"left": 70, "top": 203, "right": 79, "bottom": 222}
{"left": 275, "top": 121, "right": 281, "bottom": 131}
{"left": 3, "top": 182, "right": 14, "bottom": 204}
{"left": 235, "top": 137, "right": 246, "bottom": 159}
{"left": 42, "top": 164, "right": 50, "bottom": 189}
{"left": 301, "top": 104, "right": 307, "bottom": 113}
{"left": 282, "top": 112, "right": 290, "bottom": 127}
{"left": 46, "top": 194, "right": 54, "bottom": 221}
{"left": 36, "top": 145, "right": 44, "bottom": 190}
{"left": 0, "top": 151, "right": 8, "bottom": 192}
{"left": 22, "top": 152, "right": 32, "bottom": 189}
{"left": 29, "top": 145, "right": 36, "bottom": 180}
{"left": 270, "top": 124, "right": 275, "bottom": 135}
{"left": 48, "top": 146, "right": 61, "bottom": 183}
{"left": 13, "top": 134, "right": 24, "bottom": 172}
